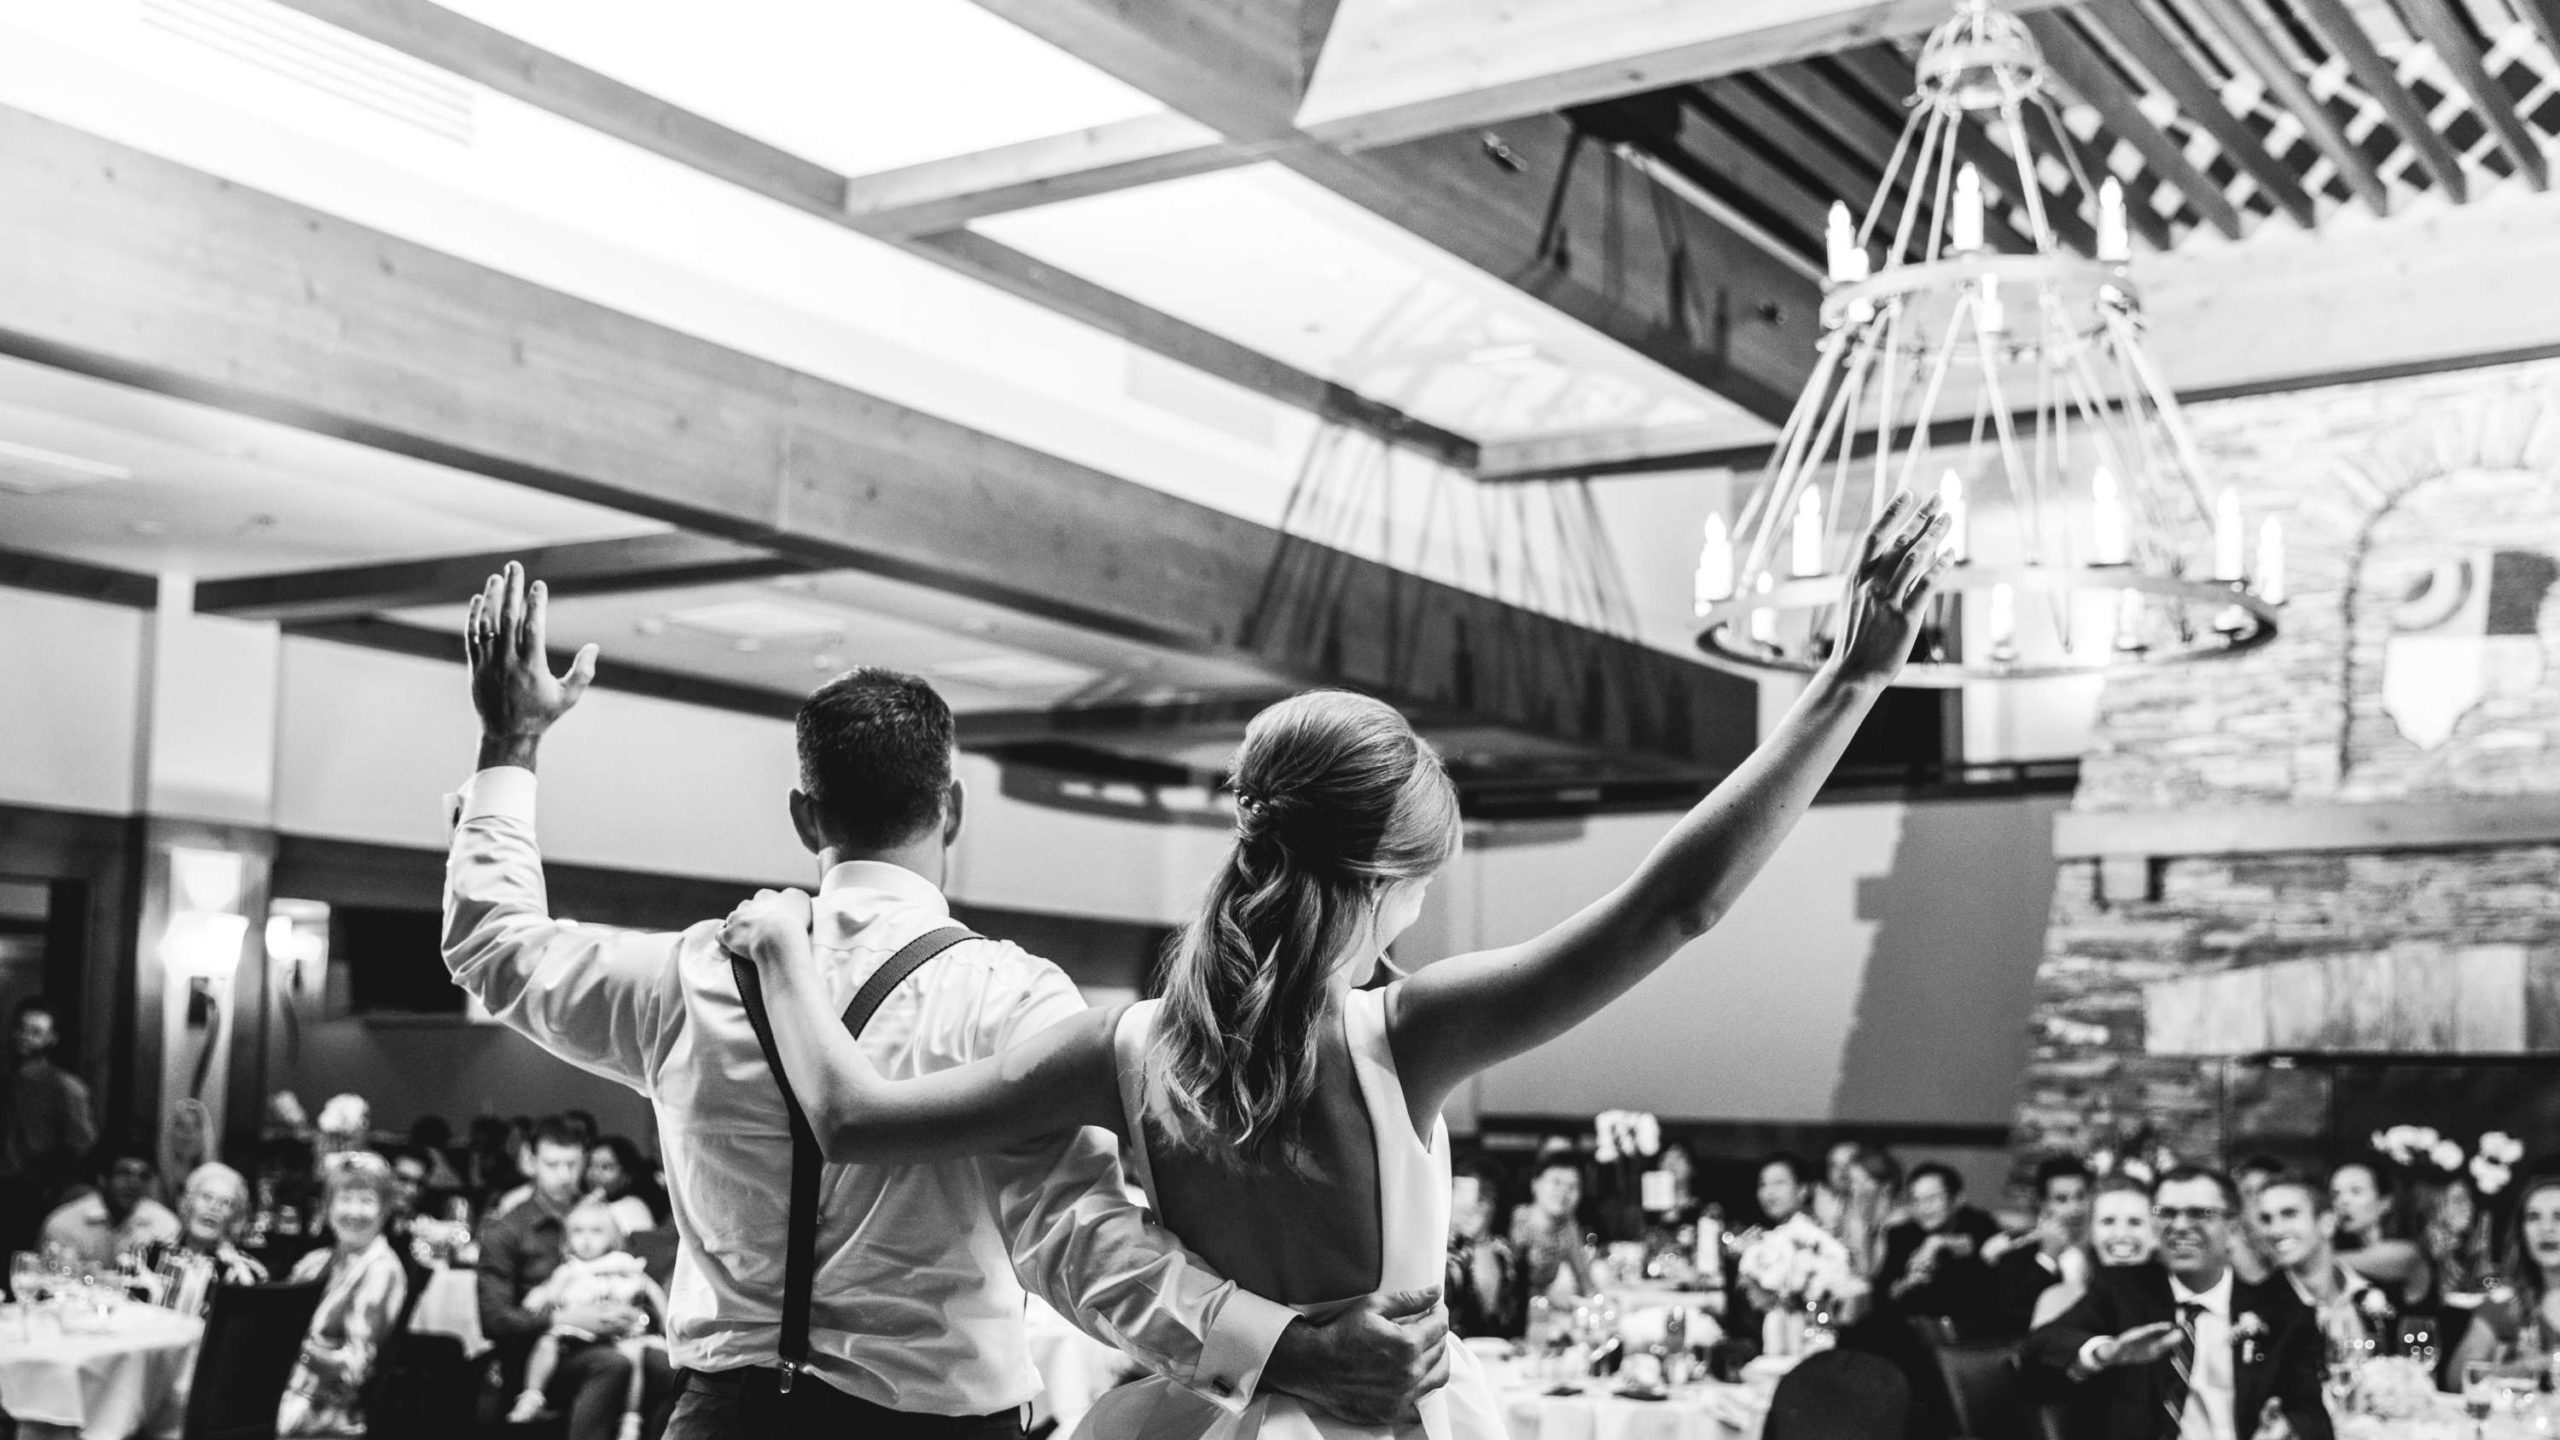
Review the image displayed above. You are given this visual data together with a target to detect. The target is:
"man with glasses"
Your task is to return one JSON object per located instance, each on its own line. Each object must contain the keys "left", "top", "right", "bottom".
{"left": 2025, "top": 1166, "right": 2333, "bottom": 1440}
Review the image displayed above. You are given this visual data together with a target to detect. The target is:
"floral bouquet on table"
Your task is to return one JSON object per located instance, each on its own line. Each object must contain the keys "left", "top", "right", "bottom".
{"left": 1738, "top": 1215, "right": 1867, "bottom": 1357}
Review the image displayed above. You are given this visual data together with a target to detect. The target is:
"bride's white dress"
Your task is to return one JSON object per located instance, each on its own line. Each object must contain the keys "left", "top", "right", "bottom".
{"left": 1070, "top": 987, "right": 1506, "bottom": 1440}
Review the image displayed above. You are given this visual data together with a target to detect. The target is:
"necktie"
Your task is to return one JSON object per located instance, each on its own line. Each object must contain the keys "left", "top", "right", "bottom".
{"left": 2162, "top": 1300, "right": 2204, "bottom": 1440}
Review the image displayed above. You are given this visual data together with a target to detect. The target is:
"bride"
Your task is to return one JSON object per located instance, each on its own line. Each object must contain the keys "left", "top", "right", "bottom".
{"left": 721, "top": 493, "right": 1952, "bottom": 1438}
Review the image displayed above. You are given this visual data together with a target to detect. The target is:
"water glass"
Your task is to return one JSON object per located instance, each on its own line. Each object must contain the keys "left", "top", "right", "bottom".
{"left": 7, "top": 1251, "right": 39, "bottom": 1305}
{"left": 2465, "top": 1360, "right": 2499, "bottom": 1436}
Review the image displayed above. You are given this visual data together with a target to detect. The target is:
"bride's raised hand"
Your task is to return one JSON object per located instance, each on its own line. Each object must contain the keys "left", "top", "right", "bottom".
{"left": 718, "top": 887, "right": 814, "bottom": 967}
{"left": 1827, "top": 490, "right": 1953, "bottom": 687}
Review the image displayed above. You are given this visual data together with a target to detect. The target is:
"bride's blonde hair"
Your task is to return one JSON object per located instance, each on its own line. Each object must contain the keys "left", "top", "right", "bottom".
{"left": 1149, "top": 691, "right": 1459, "bottom": 1168}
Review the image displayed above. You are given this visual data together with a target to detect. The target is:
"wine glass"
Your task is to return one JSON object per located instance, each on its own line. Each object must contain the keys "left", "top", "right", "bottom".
{"left": 8, "top": 1251, "right": 40, "bottom": 1305}
{"left": 2464, "top": 1359, "right": 2498, "bottom": 1438}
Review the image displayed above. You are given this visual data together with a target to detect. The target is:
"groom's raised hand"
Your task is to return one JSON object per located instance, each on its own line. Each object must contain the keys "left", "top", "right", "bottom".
{"left": 465, "top": 561, "right": 599, "bottom": 772}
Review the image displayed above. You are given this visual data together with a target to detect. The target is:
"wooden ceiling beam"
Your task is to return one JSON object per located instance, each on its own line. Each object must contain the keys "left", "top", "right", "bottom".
{"left": 2290, "top": 0, "right": 2472, "bottom": 202}
{"left": 2183, "top": 0, "right": 2390, "bottom": 215}
{"left": 269, "top": 0, "right": 1467, "bottom": 472}
{"left": 2024, "top": 13, "right": 2245, "bottom": 239}
{"left": 0, "top": 546, "right": 159, "bottom": 608}
{"left": 2397, "top": 0, "right": 2549, "bottom": 191}
{"left": 840, "top": 114, "right": 1251, "bottom": 237}
{"left": 191, "top": 533, "right": 808, "bottom": 625}
{"left": 2083, "top": 0, "right": 2318, "bottom": 229}
{"left": 0, "top": 106, "right": 1751, "bottom": 772}
{"left": 2522, "top": 0, "right": 2560, "bottom": 69}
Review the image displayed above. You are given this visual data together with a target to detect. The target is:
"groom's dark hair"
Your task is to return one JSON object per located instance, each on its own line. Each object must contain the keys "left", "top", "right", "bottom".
{"left": 797, "top": 668, "right": 955, "bottom": 850}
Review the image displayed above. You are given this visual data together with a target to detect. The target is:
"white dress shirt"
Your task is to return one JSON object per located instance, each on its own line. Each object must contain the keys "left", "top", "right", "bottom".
{"left": 2172, "top": 1270, "right": 2237, "bottom": 1440}
{"left": 443, "top": 768, "right": 1292, "bottom": 1416}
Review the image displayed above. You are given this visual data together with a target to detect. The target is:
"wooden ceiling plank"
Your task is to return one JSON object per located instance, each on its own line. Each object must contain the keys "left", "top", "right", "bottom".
{"left": 2397, "top": 0, "right": 2550, "bottom": 190}
{"left": 0, "top": 104, "right": 1751, "bottom": 770}
{"left": 0, "top": 546, "right": 160, "bottom": 608}
{"left": 269, "top": 0, "right": 1469, "bottom": 473}
{"left": 2181, "top": 0, "right": 2391, "bottom": 214}
{"left": 2007, "top": 83, "right": 2181, "bottom": 252}
{"left": 2085, "top": 0, "right": 2319, "bottom": 227}
{"left": 2521, "top": 0, "right": 2560, "bottom": 64}
{"left": 2024, "top": 12, "right": 2247, "bottom": 238}
{"left": 2290, "top": 0, "right": 2473, "bottom": 201}
{"left": 191, "top": 533, "right": 807, "bottom": 624}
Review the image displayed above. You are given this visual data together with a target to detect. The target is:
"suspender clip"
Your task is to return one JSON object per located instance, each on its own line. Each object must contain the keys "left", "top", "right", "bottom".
{"left": 778, "top": 1359, "right": 798, "bottom": 1394}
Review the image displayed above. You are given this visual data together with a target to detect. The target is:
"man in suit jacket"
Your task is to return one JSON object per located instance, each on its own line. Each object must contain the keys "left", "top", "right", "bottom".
{"left": 1991, "top": 1156, "right": 2093, "bottom": 1338}
{"left": 2025, "top": 1166, "right": 2332, "bottom": 1440}
{"left": 1877, "top": 1162, "right": 2003, "bottom": 1335}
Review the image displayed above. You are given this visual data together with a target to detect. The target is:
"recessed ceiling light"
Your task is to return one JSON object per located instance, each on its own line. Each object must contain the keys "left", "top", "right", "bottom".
{"left": 926, "top": 655, "right": 1091, "bottom": 691}
{"left": 1464, "top": 342, "right": 1541, "bottom": 369}
{"left": 811, "top": 653, "right": 842, "bottom": 671}
{"left": 0, "top": 440, "right": 132, "bottom": 495}
{"left": 635, "top": 617, "right": 667, "bottom": 637}
{"left": 127, "top": 519, "right": 168, "bottom": 537}
{"left": 663, "top": 600, "right": 846, "bottom": 643}
{"left": 733, "top": 637, "right": 764, "bottom": 654}
{"left": 957, "top": 616, "right": 996, "bottom": 635}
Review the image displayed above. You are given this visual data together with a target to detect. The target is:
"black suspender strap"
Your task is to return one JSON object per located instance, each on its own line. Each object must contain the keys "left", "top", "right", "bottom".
{"left": 728, "top": 922, "right": 978, "bottom": 1394}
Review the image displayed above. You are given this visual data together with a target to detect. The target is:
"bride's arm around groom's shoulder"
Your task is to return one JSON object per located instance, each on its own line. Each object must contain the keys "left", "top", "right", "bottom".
{"left": 1387, "top": 492, "right": 1955, "bottom": 1116}
{"left": 441, "top": 562, "right": 684, "bottom": 1089}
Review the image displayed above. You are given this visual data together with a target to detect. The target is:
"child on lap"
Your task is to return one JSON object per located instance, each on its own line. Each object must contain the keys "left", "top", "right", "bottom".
{"left": 510, "top": 1199, "right": 665, "bottom": 1440}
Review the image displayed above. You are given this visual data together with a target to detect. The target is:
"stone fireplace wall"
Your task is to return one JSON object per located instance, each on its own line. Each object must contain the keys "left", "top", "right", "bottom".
{"left": 2014, "top": 357, "right": 2560, "bottom": 1168}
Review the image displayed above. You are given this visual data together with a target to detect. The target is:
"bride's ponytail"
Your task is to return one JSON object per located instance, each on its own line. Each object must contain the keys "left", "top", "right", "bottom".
{"left": 1150, "top": 691, "right": 1459, "bottom": 1168}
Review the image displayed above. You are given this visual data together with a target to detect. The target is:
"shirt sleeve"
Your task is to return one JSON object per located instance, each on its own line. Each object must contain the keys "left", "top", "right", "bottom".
{"left": 980, "top": 963, "right": 1293, "bottom": 1415}
{"left": 474, "top": 1212, "right": 546, "bottom": 1344}
{"left": 443, "top": 769, "right": 682, "bottom": 1092}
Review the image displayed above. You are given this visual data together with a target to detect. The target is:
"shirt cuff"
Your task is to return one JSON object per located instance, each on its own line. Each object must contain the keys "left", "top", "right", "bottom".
{"left": 455, "top": 767, "right": 538, "bottom": 826}
{"left": 1197, "top": 1288, "right": 1295, "bottom": 1415}
{"left": 2075, "top": 1336, "right": 2111, "bottom": 1374}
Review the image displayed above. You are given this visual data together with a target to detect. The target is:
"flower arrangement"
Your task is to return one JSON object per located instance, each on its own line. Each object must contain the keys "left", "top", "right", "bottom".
{"left": 2367, "top": 1127, "right": 2525, "bottom": 1195}
{"left": 1739, "top": 1215, "right": 1867, "bottom": 1311}
{"left": 2472, "top": 1131, "right": 2524, "bottom": 1197}
{"left": 316, "top": 1092, "right": 370, "bottom": 1141}
{"left": 1593, "top": 1110, "right": 1660, "bottom": 1165}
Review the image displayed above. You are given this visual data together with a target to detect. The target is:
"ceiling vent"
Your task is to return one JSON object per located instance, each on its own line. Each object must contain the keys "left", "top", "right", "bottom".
{"left": 0, "top": 440, "right": 132, "bottom": 496}
{"left": 143, "top": 0, "right": 476, "bottom": 143}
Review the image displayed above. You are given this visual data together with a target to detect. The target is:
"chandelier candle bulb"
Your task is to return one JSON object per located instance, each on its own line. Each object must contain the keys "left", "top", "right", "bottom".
{"left": 1694, "top": 514, "right": 1735, "bottom": 612}
{"left": 1825, "top": 202, "right": 1867, "bottom": 284}
{"left": 2098, "top": 178, "right": 2131, "bottom": 263}
{"left": 2091, "top": 467, "right": 2130, "bottom": 565}
{"left": 1989, "top": 582, "right": 2018, "bottom": 650}
{"left": 1978, "top": 275, "right": 2006, "bottom": 334}
{"left": 1938, "top": 471, "right": 1968, "bottom": 561}
{"left": 1751, "top": 573, "right": 1778, "bottom": 644}
{"left": 1792, "top": 490, "right": 1825, "bottom": 577}
{"left": 1951, "top": 164, "right": 1985, "bottom": 254}
{"left": 2214, "top": 489, "right": 2246, "bottom": 582}
{"left": 2257, "top": 518, "right": 2286, "bottom": 606}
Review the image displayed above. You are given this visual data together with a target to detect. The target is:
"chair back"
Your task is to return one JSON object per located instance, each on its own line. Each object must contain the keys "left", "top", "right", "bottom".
{"left": 182, "top": 1280, "right": 325, "bottom": 1440}
{"left": 1763, "top": 1348, "right": 1912, "bottom": 1440}
{"left": 1929, "top": 1339, "right": 2031, "bottom": 1440}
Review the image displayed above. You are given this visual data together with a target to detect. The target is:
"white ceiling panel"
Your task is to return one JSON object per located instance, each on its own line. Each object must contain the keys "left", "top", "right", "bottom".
{"left": 0, "top": 355, "right": 658, "bottom": 577}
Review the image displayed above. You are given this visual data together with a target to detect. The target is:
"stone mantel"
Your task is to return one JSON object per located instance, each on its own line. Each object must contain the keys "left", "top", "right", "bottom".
{"left": 2147, "top": 944, "right": 2560, "bottom": 1058}
{"left": 2054, "top": 795, "right": 2560, "bottom": 861}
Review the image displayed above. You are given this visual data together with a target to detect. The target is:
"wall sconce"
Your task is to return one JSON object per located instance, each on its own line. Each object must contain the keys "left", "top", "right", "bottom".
{"left": 161, "top": 910, "right": 248, "bottom": 982}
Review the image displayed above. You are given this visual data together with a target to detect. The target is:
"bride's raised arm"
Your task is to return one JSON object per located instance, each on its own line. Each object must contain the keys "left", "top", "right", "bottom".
{"left": 718, "top": 890, "right": 1125, "bottom": 1165}
{"left": 1388, "top": 491, "right": 1953, "bottom": 1116}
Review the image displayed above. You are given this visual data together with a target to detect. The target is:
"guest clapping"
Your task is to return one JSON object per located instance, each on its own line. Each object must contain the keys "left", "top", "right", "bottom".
{"left": 1446, "top": 1165, "right": 1520, "bottom": 1339}
{"left": 279, "top": 1153, "right": 410, "bottom": 1437}
{"left": 2331, "top": 1161, "right": 2430, "bottom": 1308}
{"left": 2028, "top": 1175, "right": 2157, "bottom": 1330}
{"left": 1877, "top": 1162, "right": 1999, "bottom": 1333}
{"left": 1509, "top": 1155, "right": 1597, "bottom": 1299}
{"left": 134, "top": 1162, "right": 268, "bottom": 1295}
{"left": 1992, "top": 1157, "right": 2090, "bottom": 1337}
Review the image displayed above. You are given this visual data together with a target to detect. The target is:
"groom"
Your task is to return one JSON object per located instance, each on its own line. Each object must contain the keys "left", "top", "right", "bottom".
{"left": 445, "top": 564, "right": 1447, "bottom": 1438}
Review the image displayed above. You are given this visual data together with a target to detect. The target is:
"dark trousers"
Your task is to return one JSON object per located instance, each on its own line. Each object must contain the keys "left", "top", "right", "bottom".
{"left": 548, "top": 1340, "right": 677, "bottom": 1440}
{"left": 665, "top": 1369, "right": 1025, "bottom": 1440}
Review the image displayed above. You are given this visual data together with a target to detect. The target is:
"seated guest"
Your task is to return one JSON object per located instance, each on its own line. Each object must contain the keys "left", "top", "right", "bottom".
{"left": 1752, "top": 1151, "right": 1815, "bottom": 1232}
{"left": 2231, "top": 1154, "right": 2286, "bottom": 1284}
{"left": 1839, "top": 1145, "right": 1903, "bottom": 1281}
{"left": 40, "top": 1141, "right": 178, "bottom": 1266}
{"left": 1877, "top": 1161, "right": 2000, "bottom": 1334}
{"left": 2417, "top": 1175, "right": 2495, "bottom": 1300}
{"left": 134, "top": 1161, "right": 268, "bottom": 1295}
{"left": 479, "top": 1117, "right": 672, "bottom": 1440}
{"left": 2255, "top": 1172, "right": 2391, "bottom": 1355}
{"left": 1508, "top": 1154, "right": 1596, "bottom": 1299}
{"left": 2032, "top": 1176, "right": 2158, "bottom": 1330}
{"left": 1992, "top": 1156, "right": 2091, "bottom": 1338}
{"left": 1446, "top": 1164, "right": 1520, "bottom": 1339}
{"left": 463, "top": 1115, "right": 520, "bottom": 1210}
{"left": 279, "top": 1152, "right": 410, "bottom": 1437}
{"left": 582, "top": 1135, "right": 659, "bottom": 1236}
{"left": 2024, "top": 1166, "right": 2331, "bottom": 1440}
{"left": 2332, "top": 1160, "right": 2430, "bottom": 1308}
{"left": 2452, "top": 1172, "right": 2560, "bottom": 1377}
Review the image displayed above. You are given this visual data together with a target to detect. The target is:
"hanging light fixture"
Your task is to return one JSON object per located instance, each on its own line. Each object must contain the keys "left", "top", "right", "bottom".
{"left": 1691, "top": 0, "right": 2279, "bottom": 685}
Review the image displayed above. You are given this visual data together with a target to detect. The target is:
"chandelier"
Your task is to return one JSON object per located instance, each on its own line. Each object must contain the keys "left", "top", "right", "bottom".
{"left": 1690, "top": 0, "right": 2281, "bottom": 685}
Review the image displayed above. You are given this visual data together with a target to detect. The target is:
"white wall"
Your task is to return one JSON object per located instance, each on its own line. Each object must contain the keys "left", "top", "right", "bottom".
{"left": 0, "top": 588, "right": 143, "bottom": 815}
{"left": 1423, "top": 792, "right": 2065, "bottom": 1127}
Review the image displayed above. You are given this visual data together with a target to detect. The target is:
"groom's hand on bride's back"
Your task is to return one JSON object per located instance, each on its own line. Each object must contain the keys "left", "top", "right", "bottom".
{"left": 1262, "top": 1288, "right": 1450, "bottom": 1425}
{"left": 464, "top": 561, "right": 599, "bottom": 771}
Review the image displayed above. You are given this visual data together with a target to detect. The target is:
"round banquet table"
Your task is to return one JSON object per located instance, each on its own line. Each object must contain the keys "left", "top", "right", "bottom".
{"left": 0, "top": 1305, "right": 204, "bottom": 1440}
{"left": 1484, "top": 1354, "right": 1766, "bottom": 1440}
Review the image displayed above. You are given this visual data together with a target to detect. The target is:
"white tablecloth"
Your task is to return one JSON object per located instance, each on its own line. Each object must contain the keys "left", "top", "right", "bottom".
{"left": 0, "top": 1307, "right": 204, "bottom": 1440}
{"left": 408, "top": 1267, "right": 487, "bottom": 1356}
{"left": 1494, "top": 1379, "right": 1766, "bottom": 1440}
{"left": 1024, "top": 1297, "right": 1130, "bottom": 1435}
